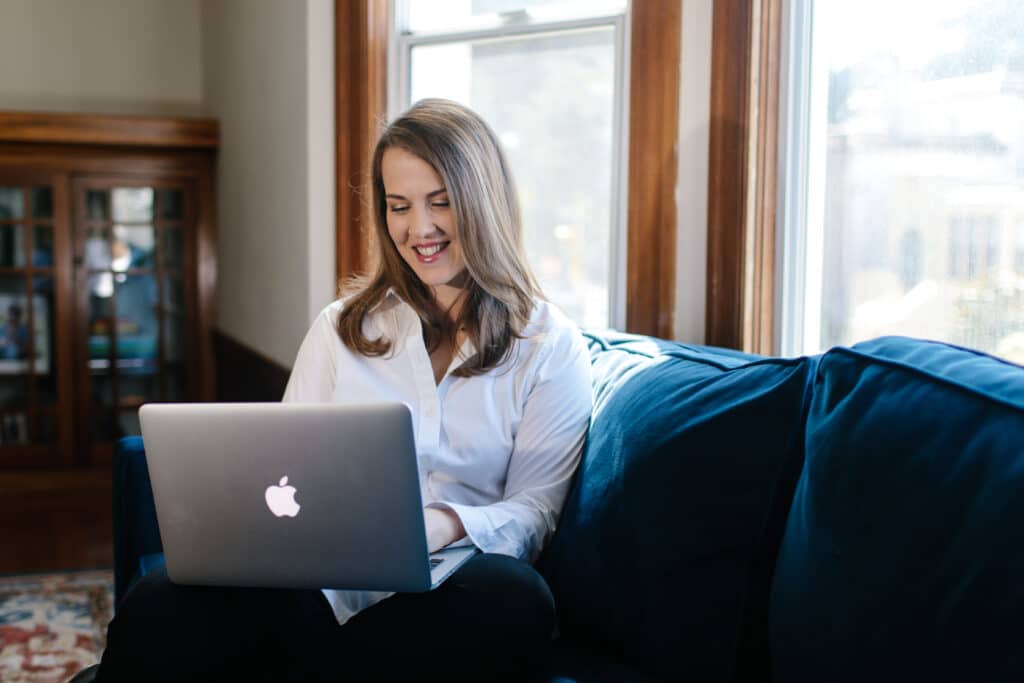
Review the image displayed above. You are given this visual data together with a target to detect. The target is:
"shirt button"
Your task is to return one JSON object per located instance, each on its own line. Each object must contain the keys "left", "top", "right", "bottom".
{"left": 424, "top": 405, "right": 436, "bottom": 418}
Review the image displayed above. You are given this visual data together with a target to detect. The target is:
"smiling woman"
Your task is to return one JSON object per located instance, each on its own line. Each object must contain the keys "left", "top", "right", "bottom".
{"left": 94, "top": 99, "right": 593, "bottom": 682}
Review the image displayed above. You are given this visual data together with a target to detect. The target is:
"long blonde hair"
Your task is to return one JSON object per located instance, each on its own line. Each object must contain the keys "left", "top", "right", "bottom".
{"left": 337, "top": 99, "right": 542, "bottom": 376}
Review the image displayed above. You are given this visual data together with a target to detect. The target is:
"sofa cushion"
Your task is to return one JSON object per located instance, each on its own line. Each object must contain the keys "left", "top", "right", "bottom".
{"left": 771, "top": 336, "right": 1024, "bottom": 681}
{"left": 537, "top": 331, "right": 816, "bottom": 680}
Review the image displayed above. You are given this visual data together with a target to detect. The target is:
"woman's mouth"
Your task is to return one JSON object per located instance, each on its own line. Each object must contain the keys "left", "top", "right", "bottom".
{"left": 412, "top": 242, "right": 450, "bottom": 263}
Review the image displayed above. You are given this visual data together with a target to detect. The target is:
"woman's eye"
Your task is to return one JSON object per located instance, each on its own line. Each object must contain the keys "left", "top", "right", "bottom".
{"left": 431, "top": 201, "right": 449, "bottom": 208}
{"left": 389, "top": 205, "right": 409, "bottom": 214}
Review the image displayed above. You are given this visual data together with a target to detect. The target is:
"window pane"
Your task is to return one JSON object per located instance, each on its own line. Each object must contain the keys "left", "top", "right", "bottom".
{"left": 113, "top": 224, "right": 156, "bottom": 269}
{"left": 800, "top": 0, "right": 1024, "bottom": 362}
{"left": 88, "top": 273, "right": 115, "bottom": 364}
{"left": 32, "top": 276, "right": 55, "bottom": 403}
{"left": 84, "top": 227, "right": 112, "bottom": 271}
{"left": 0, "top": 187, "right": 23, "bottom": 220}
{"left": 115, "top": 274, "right": 159, "bottom": 371}
{"left": 112, "top": 187, "right": 154, "bottom": 223}
{"left": 86, "top": 190, "right": 109, "bottom": 221}
{"left": 0, "top": 276, "right": 29, "bottom": 407}
{"left": 31, "top": 187, "right": 52, "bottom": 219}
{"left": 32, "top": 226, "right": 53, "bottom": 267}
{"left": 403, "top": 0, "right": 626, "bottom": 33}
{"left": 410, "top": 27, "right": 616, "bottom": 328}
{"left": 0, "top": 225, "right": 25, "bottom": 267}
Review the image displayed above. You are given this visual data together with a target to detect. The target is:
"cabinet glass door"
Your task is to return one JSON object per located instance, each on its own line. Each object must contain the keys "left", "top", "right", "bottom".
{"left": 75, "top": 180, "right": 193, "bottom": 458}
{"left": 0, "top": 182, "right": 62, "bottom": 461}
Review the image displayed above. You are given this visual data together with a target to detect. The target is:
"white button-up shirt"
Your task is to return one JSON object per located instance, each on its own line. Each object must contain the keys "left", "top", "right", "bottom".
{"left": 282, "top": 291, "right": 592, "bottom": 625}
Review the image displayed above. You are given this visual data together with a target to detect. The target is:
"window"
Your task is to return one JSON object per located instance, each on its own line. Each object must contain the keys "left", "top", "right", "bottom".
{"left": 389, "top": 0, "right": 629, "bottom": 329}
{"left": 779, "top": 0, "right": 1024, "bottom": 362}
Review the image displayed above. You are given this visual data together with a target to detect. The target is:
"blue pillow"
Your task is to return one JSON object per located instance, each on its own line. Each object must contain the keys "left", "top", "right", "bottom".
{"left": 538, "top": 332, "right": 816, "bottom": 679}
{"left": 771, "top": 336, "right": 1024, "bottom": 681}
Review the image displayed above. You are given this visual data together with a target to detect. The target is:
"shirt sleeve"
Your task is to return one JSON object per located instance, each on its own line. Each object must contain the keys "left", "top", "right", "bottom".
{"left": 428, "top": 325, "right": 593, "bottom": 562}
{"left": 282, "top": 306, "right": 339, "bottom": 403}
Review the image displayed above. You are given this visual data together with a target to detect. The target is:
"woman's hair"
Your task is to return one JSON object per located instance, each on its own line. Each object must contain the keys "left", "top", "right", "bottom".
{"left": 336, "top": 98, "right": 542, "bottom": 376}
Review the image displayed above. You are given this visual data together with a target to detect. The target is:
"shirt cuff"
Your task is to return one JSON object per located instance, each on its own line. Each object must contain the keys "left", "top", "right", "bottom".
{"left": 425, "top": 500, "right": 526, "bottom": 558}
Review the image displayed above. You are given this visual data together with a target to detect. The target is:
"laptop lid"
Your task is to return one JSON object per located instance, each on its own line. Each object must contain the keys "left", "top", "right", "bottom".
{"left": 139, "top": 402, "right": 438, "bottom": 592}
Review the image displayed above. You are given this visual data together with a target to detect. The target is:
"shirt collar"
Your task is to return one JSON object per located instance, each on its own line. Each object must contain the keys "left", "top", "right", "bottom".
{"left": 370, "top": 286, "right": 480, "bottom": 365}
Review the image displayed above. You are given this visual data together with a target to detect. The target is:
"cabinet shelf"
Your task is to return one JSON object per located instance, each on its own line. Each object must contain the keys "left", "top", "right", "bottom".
{"left": 88, "top": 358, "right": 158, "bottom": 373}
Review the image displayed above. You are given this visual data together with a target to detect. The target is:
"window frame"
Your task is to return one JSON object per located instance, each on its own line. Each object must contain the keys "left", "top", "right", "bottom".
{"left": 706, "top": 0, "right": 783, "bottom": 353}
{"left": 714, "top": 0, "right": 1024, "bottom": 357}
{"left": 335, "top": 0, "right": 681, "bottom": 337}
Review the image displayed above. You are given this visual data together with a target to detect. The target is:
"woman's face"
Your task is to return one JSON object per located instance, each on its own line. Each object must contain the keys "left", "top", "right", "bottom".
{"left": 382, "top": 147, "right": 466, "bottom": 291}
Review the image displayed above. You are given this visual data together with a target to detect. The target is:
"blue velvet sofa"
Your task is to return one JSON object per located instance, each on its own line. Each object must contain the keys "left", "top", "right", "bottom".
{"left": 110, "top": 331, "right": 1024, "bottom": 681}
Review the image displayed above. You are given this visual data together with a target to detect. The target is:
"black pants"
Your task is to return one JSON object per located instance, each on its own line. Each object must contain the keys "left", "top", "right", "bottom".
{"left": 96, "top": 553, "right": 556, "bottom": 682}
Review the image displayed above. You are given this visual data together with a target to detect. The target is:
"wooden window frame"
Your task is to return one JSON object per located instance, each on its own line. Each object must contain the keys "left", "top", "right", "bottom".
{"left": 706, "top": 0, "right": 783, "bottom": 352}
{"left": 334, "top": 0, "right": 389, "bottom": 281}
{"left": 334, "top": 0, "right": 681, "bottom": 338}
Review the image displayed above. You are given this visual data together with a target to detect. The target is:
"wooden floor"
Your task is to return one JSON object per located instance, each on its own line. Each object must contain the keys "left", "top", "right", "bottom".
{"left": 0, "top": 467, "right": 113, "bottom": 574}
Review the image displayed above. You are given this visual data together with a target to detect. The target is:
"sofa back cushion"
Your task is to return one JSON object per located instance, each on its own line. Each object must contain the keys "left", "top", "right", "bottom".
{"left": 771, "top": 337, "right": 1024, "bottom": 681}
{"left": 537, "top": 332, "right": 816, "bottom": 680}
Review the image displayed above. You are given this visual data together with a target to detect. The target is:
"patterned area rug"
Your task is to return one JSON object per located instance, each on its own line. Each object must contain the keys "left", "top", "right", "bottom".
{"left": 0, "top": 569, "right": 112, "bottom": 682}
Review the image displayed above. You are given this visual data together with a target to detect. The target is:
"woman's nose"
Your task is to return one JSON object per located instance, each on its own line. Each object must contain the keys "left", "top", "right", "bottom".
{"left": 409, "top": 207, "right": 437, "bottom": 238}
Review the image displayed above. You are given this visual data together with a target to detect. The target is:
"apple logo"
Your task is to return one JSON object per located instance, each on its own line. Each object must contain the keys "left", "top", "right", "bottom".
{"left": 265, "top": 476, "right": 301, "bottom": 518}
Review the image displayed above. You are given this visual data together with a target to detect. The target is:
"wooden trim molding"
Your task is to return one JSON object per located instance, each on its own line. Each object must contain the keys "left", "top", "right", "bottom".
{"left": 706, "top": 0, "right": 783, "bottom": 352}
{"left": 707, "top": 1, "right": 753, "bottom": 350}
{"left": 0, "top": 111, "right": 219, "bottom": 149}
{"left": 335, "top": 0, "right": 390, "bottom": 284}
{"left": 626, "top": 0, "right": 682, "bottom": 339}
{"left": 212, "top": 330, "right": 290, "bottom": 402}
{"left": 746, "top": 0, "right": 783, "bottom": 354}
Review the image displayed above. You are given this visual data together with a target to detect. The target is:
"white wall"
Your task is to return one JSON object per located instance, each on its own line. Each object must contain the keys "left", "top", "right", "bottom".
{"left": 674, "top": 0, "right": 713, "bottom": 344}
{"left": 0, "top": 0, "right": 203, "bottom": 115}
{"left": 202, "top": 0, "right": 335, "bottom": 368}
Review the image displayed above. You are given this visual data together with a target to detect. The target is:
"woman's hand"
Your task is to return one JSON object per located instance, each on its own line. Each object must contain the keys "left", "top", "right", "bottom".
{"left": 424, "top": 506, "right": 466, "bottom": 553}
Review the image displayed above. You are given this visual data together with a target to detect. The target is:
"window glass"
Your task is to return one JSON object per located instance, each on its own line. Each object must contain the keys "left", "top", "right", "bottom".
{"left": 797, "top": 0, "right": 1024, "bottom": 362}
{"left": 112, "top": 188, "right": 154, "bottom": 223}
{"left": 0, "top": 187, "right": 23, "bottom": 220}
{"left": 404, "top": 20, "right": 621, "bottom": 328}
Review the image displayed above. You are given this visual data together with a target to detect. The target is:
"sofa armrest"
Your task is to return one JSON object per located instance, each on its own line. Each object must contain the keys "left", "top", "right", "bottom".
{"left": 112, "top": 436, "right": 164, "bottom": 609}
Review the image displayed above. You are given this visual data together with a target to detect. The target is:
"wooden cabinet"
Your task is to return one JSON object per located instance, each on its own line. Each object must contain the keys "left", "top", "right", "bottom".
{"left": 0, "top": 112, "right": 217, "bottom": 468}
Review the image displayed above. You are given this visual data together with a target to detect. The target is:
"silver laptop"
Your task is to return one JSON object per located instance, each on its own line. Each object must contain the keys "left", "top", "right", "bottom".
{"left": 138, "top": 402, "right": 478, "bottom": 592}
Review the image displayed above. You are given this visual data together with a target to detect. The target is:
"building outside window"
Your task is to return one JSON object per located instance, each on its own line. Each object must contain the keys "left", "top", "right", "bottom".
{"left": 780, "top": 0, "right": 1024, "bottom": 362}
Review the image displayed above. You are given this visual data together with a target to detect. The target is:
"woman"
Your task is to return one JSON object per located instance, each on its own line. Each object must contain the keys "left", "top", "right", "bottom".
{"left": 96, "top": 99, "right": 592, "bottom": 681}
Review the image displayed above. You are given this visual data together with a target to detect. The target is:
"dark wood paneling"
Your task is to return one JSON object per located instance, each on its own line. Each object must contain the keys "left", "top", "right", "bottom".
{"left": 212, "top": 329, "right": 290, "bottom": 403}
{"left": 0, "top": 111, "right": 219, "bottom": 149}
{"left": 335, "top": 0, "right": 389, "bottom": 283}
{"left": 626, "top": 0, "right": 682, "bottom": 339}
